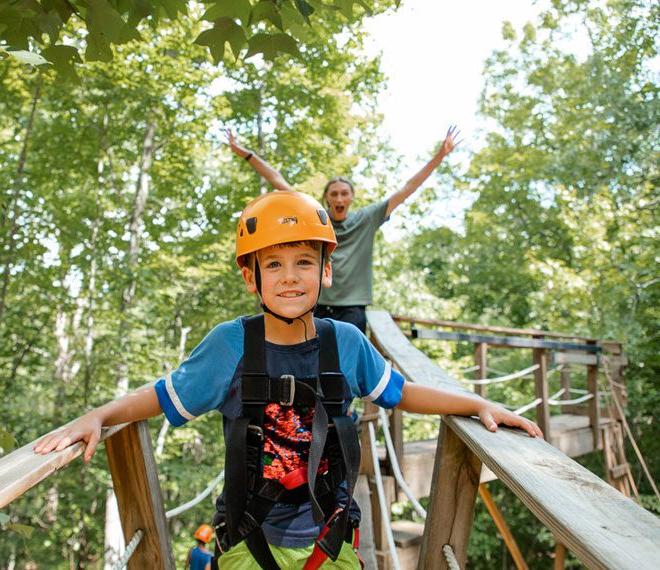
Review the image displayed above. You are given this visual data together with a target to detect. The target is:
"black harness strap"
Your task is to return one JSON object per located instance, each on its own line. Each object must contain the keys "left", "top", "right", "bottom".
{"left": 219, "top": 315, "right": 361, "bottom": 569}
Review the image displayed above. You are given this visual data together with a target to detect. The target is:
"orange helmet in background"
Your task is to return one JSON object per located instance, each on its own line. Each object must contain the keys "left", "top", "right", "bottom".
{"left": 193, "top": 524, "right": 213, "bottom": 543}
{"left": 236, "top": 190, "right": 336, "bottom": 267}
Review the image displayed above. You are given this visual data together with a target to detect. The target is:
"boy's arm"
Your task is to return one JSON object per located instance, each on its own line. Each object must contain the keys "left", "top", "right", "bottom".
{"left": 226, "top": 129, "right": 294, "bottom": 192}
{"left": 33, "top": 385, "right": 162, "bottom": 462}
{"left": 385, "top": 125, "right": 460, "bottom": 217}
{"left": 397, "top": 381, "right": 543, "bottom": 438}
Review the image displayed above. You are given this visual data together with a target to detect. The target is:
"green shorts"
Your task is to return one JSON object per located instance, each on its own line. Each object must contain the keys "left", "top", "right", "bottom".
{"left": 217, "top": 539, "right": 361, "bottom": 569}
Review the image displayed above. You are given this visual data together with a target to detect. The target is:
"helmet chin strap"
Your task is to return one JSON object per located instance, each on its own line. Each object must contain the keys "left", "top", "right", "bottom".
{"left": 255, "top": 248, "right": 326, "bottom": 327}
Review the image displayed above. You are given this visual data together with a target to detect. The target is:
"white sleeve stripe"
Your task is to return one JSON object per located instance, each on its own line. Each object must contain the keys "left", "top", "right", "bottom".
{"left": 166, "top": 370, "right": 196, "bottom": 421}
{"left": 364, "top": 360, "right": 392, "bottom": 402}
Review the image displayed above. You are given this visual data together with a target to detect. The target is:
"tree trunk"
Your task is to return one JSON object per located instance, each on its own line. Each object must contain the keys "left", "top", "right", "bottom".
{"left": 0, "top": 75, "right": 42, "bottom": 325}
{"left": 104, "top": 121, "right": 156, "bottom": 569}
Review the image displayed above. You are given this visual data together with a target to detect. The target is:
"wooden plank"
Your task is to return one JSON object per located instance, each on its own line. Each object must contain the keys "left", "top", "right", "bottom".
{"left": 446, "top": 415, "right": 660, "bottom": 570}
{"left": 368, "top": 311, "right": 660, "bottom": 570}
{"left": 413, "top": 328, "right": 602, "bottom": 353}
{"left": 105, "top": 421, "right": 174, "bottom": 570}
{"left": 354, "top": 474, "right": 378, "bottom": 569}
{"left": 389, "top": 407, "right": 404, "bottom": 493}
{"left": 474, "top": 342, "right": 488, "bottom": 398}
{"left": 554, "top": 352, "right": 598, "bottom": 366}
{"left": 0, "top": 424, "right": 128, "bottom": 509}
{"left": 554, "top": 543, "right": 567, "bottom": 569}
{"left": 533, "top": 348, "right": 550, "bottom": 443}
{"left": 479, "top": 484, "right": 528, "bottom": 570}
{"left": 560, "top": 367, "right": 571, "bottom": 401}
{"left": 369, "top": 475, "right": 395, "bottom": 570}
{"left": 418, "top": 421, "right": 481, "bottom": 570}
{"left": 392, "top": 314, "right": 600, "bottom": 343}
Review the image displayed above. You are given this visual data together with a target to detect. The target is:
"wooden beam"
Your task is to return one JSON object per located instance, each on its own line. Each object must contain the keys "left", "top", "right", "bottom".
{"left": 105, "top": 421, "right": 175, "bottom": 570}
{"left": 412, "top": 328, "right": 602, "bottom": 353}
{"left": 560, "top": 367, "right": 571, "bottom": 402}
{"left": 533, "top": 348, "right": 550, "bottom": 443}
{"left": 393, "top": 314, "right": 601, "bottom": 342}
{"left": 554, "top": 542, "right": 567, "bottom": 569}
{"left": 418, "top": 421, "right": 481, "bottom": 570}
{"left": 474, "top": 343, "right": 488, "bottom": 398}
{"left": 554, "top": 352, "right": 598, "bottom": 366}
{"left": 478, "top": 484, "right": 528, "bottom": 570}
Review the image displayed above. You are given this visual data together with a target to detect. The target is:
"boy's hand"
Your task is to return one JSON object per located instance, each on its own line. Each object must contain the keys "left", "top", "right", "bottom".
{"left": 438, "top": 125, "right": 462, "bottom": 158}
{"left": 33, "top": 413, "right": 104, "bottom": 463}
{"left": 478, "top": 403, "right": 544, "bottom": 438}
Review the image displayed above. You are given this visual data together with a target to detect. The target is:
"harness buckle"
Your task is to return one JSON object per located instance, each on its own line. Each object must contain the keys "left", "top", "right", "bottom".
{"left": 247, "top": 425, "right": 264, "bottom": 442}
{"left": 279, "top": 374, "right": 296, "bottom": 406}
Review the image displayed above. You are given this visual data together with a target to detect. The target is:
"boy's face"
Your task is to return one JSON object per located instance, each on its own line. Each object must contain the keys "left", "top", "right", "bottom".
{"left": 241, "top": 243, "right": 332, "bottom": 319}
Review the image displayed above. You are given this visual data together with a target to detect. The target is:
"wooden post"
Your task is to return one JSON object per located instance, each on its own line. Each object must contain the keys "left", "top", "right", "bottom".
{"left": 474, "top": 342, "right": 488, "bottom": 397}
{"left": 560, "top": 365, "right": 571, "bottom": 402}
{"left": 554, "top": 542, "right": 567, "bottom": 569}
{"left": 532, "top": 347, "right": 550, "bottom": 443}
{"left": 105, "top": 421, "right": 175, "bottom": 570}
{"left": 587, "top": 341, "right": 601, "bottom": 449}
{"left": 389, "top": 407, "right": 404, "bottom": 499}
{"left": 478, "top": 484, "right": 528, "bottom": 570}
{"left": 418, "top": 421, "right": 481, "bottom": 570}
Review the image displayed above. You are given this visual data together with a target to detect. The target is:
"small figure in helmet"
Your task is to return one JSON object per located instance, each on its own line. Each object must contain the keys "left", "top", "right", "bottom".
{"left": 186, "top": 525, "right": 213, "bottom": 570}
{"left": 34, "top": 190, "right": 542, "bottom": 570}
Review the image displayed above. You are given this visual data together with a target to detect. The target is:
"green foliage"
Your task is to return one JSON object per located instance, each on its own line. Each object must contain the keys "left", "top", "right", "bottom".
{"left": 0, "top": 0, "right": 398, "bottom": 76}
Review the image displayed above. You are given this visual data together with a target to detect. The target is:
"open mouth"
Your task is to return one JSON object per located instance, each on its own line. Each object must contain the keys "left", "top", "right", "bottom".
{"left": 278, "top": 292, "right": 304, "bottom": 298}
{"left": 334, "top": 206, "right": 345, "bottom": 215}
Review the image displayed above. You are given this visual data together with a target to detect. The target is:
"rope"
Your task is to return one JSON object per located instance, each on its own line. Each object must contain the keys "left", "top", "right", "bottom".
{"left": 378, "top": 409, "right": 427, "bottom": 520}
{"left": 112, "top": 529, "right": 143, "bottom": 570}
{"left": 512, "top": 398, "right": 542, "bottom": 415}
{"left": 460, "top": 365, "right": 481, "bottom": 374}
{"left": 548, "top": 393, "right": 594, "bottom": 406}
{"left": 368, "top": 421, "right": 401, "bottom": 570}
{"left": 165, "top": 470, "right": 225, "bottom": 519}
{"left": 601, "top": 356, "right": 660, "bottom": 501}
{"left": 443, "top": 544, "right": 462, "bottom": 570}
{"left": 460, "top": 365, "right": 539, "bottom": 386}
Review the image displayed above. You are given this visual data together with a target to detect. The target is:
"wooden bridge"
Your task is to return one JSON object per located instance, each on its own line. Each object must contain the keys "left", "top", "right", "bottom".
{"left": 1, "top": 311, "right": 658, "bottom": 569}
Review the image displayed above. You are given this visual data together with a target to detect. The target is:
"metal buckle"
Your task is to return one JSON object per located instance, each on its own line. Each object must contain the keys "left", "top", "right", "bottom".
{"left": 279, "top": 374, "right": 295, "bottom": 406}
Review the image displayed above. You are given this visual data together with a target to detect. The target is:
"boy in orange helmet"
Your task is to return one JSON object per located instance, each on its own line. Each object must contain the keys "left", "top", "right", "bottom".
{"left": 187, "top": 525, "right": 213, "bottom": 570}
{"left": 35, "top": 191, "right": 541, "bottom": 569}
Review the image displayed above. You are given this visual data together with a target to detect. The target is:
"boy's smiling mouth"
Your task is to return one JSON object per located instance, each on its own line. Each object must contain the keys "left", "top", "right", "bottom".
{"left": 278, "top": 291, "right": 305, "bottom": 297}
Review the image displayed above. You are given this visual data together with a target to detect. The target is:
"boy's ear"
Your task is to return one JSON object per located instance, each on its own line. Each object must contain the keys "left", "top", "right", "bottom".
{"left": 241, "top": 265, "right": 258, "bottom": 294}
{"left": 321, "top": 260, "right": 332, "bottom": 289}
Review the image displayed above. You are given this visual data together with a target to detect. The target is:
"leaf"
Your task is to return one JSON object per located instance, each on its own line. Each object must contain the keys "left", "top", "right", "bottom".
{"left": 157, "top": 0, "right": 189, "bottom": 20}
{"left": 41, "top": 45, "right": 83, "bottom": 81}
{"left": 194, "top": 18, "right": 247, "bottom": 63}
{"left": 7, "top": 523, "right": 34, "bottom": 538}
{"left": 2, "top": 49, "right": 49, "bottom": 66}
{"left": 0, "top": 513, "right": 9, "bottom": 525}
{"left": 333, "top": 0, "right": 371, "bottom": 20}
{"left": 201, "top": 0, "right": 252, "bottom": 25}
{"left": 85, "top": 0, "right": 142, "bottom": 61}
{"left": 245, "top": 32, "right": 300, "bottom": 60}
{"left": 251, "top": 1, "right": 283, "bottom": 31}
{"left": 293, "top": 0, "right": 315, "bottom": 23}
{"left": 0, "top": 427, "right": 15, "bottom": 454}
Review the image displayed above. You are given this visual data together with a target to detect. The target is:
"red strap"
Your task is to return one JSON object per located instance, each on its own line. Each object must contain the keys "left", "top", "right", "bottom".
{"left": 280, "top": 467, "right": 308, "bottom": 490}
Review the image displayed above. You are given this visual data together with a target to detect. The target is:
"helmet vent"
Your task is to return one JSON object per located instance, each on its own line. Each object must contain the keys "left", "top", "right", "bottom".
{"left": 246, "top": 217, "right": 257, "bottom": 234}
{"left": 317, "top": 209, "right": 328, "bottom": 225}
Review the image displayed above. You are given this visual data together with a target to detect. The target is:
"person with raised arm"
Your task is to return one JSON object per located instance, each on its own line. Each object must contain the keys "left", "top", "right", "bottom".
{"left": 227, "top": 126, "right": 460, "bottom": 332}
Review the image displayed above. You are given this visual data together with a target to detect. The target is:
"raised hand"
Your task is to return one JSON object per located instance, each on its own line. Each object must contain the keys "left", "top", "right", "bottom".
{"left": 478, "top": 403, "right": 544, "bottom": 438}
{"left": 439, "top": 124, "right": 462, "bottom": 157}
{"left": 224, "top": 128, "right": 251, "bottom": 159}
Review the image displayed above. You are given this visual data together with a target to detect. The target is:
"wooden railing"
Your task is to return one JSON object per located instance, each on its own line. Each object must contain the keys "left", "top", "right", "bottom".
{"left": 0, "top": 419, "right": 175, "bottom": 569}
{"left": 368, "top": 311, "right": 660, "bottom": 570}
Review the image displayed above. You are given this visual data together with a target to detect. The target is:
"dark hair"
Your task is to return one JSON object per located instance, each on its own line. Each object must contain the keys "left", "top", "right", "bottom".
{"left": 323, "top": 177, "right": 355, "bottom": 197}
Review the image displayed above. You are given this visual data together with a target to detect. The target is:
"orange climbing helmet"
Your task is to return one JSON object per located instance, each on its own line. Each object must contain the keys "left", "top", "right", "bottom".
{"left": 193, "top": 524, "right": 213, "bottom": 543}
{"left": 236, "top": 191, "right": 336, "bottom": 267}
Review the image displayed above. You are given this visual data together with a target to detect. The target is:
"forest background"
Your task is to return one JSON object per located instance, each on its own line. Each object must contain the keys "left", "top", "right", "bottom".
{"left": 0, "top": 0, "right": 658, "bottom": 568}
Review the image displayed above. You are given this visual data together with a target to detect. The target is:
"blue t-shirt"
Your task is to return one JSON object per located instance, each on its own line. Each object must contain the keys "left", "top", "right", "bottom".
{"left": 189, "top": 546, "right": 212, "bottom": 570}
{"left": 155, "top": 316, "right": 404, "bottom": 548}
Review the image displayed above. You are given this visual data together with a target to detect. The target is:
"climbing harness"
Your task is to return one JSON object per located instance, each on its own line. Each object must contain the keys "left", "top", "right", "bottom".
{"left": 212, "top": 315, "right": 362, "bottom": 569}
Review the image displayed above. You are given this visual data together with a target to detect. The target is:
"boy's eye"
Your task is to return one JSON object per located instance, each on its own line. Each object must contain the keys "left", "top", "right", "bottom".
{"left": 265, "top": 261, "right": 281, "bottom": 269}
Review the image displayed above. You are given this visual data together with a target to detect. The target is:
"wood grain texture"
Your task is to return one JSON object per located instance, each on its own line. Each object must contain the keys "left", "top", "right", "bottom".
{"left": 105, "top": 421, "right": 175, "bottom": 570}
{"left": 0, "top": 424, "right": 127, "bottom": 508}
{"left": 445, "top": 415, "right": 660, "bottom": 570}
{"left": 417, "top": 422, "right": 481, "bottom": 570}
{"left": 368, "top": 311, "right": 660, "bottom": 570}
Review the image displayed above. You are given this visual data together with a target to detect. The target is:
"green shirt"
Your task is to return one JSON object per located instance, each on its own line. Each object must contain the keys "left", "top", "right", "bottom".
{"left": 319, "top": 199, "right": 389, "bottom": 306}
